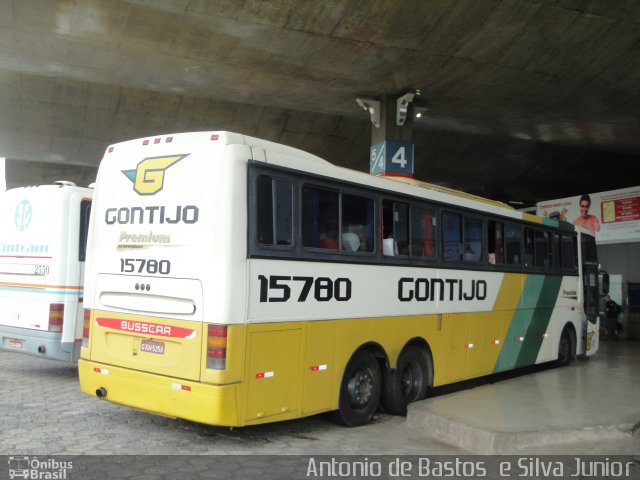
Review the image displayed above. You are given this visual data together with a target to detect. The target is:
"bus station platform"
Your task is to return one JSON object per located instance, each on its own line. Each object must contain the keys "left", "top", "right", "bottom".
{"left": 406, "top": 340, "right": 640, "bottom": 454}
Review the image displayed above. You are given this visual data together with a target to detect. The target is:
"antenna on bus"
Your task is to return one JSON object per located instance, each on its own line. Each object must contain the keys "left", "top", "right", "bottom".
{"left": 54, "top": 180, "right": 76, "bottom": 187}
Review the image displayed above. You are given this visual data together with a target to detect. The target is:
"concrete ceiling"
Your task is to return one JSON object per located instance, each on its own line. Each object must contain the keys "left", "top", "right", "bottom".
{"left": 1, "top": 0, "right": 639, "bottom": 206}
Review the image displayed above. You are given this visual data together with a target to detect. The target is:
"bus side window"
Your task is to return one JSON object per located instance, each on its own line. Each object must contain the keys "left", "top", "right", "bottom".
{"left": 504, "top": 224, "right": 522, "bottom": 265}
{"left": 561, "top": 235, "right": 577, "bottom": 270}
{"left": 382, "top": 200, "right": 405, "bottom": 256}
{"left": 552, "top": 233, "right": 561, "bottom": 269}
{"left": 411, "top": 206, "right": 437, "bottom": 259}
{"left": 524, "top": 228, "right": 535, "bottom": 267}
{"left": 257, "top": 176, "right": 293, "bottom": 247}
{"left": 463, "top": 216, "right": 483, "bottom": 262}
{"left": 302, "top": 185, "right": 338, "bottom": 250}
{"left": 488, "top": 220, "right": 504, "bottom": 265}
{"left": 342, "top": 193, "right": 374, "bottom": 252}
{"left": 442, "top": 212, "right": 462, "bottom": 262}
{"left": 534, "top": 230, "right": 551, "bottom": 268}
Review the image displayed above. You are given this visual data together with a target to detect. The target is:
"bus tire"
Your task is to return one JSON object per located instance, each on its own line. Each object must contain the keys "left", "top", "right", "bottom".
{"left": 557, "top": 326, "right": 576, "bottom": 366}
{"left": 331, "top": 350, "right": 381, "bottom": 427}
{"left": 380, "top": 346, "right": 430, "bottom": 416}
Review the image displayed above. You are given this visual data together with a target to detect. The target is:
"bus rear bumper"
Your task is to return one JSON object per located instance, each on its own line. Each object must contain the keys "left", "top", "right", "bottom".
{"left": 78, "top": 359, "right": 239, "bottom": 426}
{"left": 0, "top": 326, "right": 75, "bottom": 362}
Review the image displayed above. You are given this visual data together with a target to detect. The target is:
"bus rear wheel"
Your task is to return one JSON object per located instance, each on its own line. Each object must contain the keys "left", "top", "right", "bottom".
{"left": 331, "top": 350, "right": 381, "bottom": 427}
{"left": 381, "top": 346, "right": 430, "bottom": 416}
{"left": 557, "top": 326, "right": 576, "bottom": 366}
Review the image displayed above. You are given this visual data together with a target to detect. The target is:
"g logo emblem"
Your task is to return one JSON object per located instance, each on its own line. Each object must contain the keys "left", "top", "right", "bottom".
{"left": 122, "top": 154, "right": 189, "bottom": 195}
{"left": 15, "top": 199, "right": 32, "bottom": 231}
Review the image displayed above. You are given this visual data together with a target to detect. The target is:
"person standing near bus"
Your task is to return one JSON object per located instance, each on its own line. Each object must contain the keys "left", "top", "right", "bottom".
{"left": 603, "top": 294, "right": 620, "bottom": 338}
{"left": 572, "top": 194, "right": 600, "bottom": 236}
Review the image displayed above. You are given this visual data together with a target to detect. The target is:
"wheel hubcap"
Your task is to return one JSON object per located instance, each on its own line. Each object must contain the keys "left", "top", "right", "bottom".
{"left": 348, "top": 368, "right": 374, "bottom": 408}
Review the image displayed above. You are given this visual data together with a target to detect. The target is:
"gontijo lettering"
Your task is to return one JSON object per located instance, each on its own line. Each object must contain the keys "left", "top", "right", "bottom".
{"left": 398, "top": 277, "right": 487, "bottom": 302}
{"left": 104, "top": 205, "right": 199, "bottom": 225}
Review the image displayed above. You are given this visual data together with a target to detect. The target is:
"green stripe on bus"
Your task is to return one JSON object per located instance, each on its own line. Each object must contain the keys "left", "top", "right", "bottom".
{"left": 493, "top": 275, "right": 562, "bottom": 371}
{"left": 515, "top": 275, "right": 563, "bottom": 367}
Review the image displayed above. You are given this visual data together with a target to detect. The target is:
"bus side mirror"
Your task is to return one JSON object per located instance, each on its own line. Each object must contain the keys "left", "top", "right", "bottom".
{"left": 601, "top": 273, "right": 610, "bottom": 295}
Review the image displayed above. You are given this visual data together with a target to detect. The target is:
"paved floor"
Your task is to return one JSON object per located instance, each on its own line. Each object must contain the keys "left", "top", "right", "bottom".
{"left": 407, "top": 339, "right": 640, "bottom": 454}
{"left": 1, "top": 340, "right": 638, "bottom": 478}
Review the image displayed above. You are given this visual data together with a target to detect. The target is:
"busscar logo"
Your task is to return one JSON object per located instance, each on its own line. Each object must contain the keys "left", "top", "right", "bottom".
{"left": 121, "top": 154, "right": 189, "bottom": 195}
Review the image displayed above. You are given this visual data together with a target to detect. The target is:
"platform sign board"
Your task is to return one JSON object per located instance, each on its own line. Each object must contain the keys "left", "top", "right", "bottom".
{"left": 536, "top": 185, "right": 640, "bottom": 244}
{"left": 370, "top": 140, "right": 414, "bottom": 178}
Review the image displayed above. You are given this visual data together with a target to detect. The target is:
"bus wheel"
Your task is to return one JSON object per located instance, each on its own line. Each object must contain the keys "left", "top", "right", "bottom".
{"left": 557, "top": 326, "right": 576, "bottom": 366}
{"left": 331, "top": 350, "right": 381, "bottom": 427}
{"left": 381, "top": 346, "right": 430, "bottom": 416}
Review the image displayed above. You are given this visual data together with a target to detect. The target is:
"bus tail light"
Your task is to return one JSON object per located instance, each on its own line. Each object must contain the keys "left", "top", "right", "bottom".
{"left": 82, "top": 309, "right": 91, "bottom": 347}
{"left": 207, "top": 324, "right": 227, "bottom": 370}
{"left": 48, "top": 304, "right": 64, "bottom": 333}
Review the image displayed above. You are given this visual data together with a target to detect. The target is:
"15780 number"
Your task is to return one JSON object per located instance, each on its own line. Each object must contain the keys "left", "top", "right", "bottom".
{"left": 120, "top": 258, "right": 171, "bottom": 275}
{"left": 258, "top": 275, "right": 352, "bottom": 303}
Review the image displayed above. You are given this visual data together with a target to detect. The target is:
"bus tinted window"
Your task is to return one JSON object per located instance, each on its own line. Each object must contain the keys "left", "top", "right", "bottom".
{"left": 562, "top": 235, "right": 577, "bottom": 269}
{"left": 463, "top": 217, "right": 483, "bottom": 262}
{"left": 342, "top": 193, "right": 374, "bottom": 252}
{"left": 581, "top": 234, "right": 598, "bottom": 265}
{"left": 534, "top": 230, "right": 551, "bottom": 268}
{"left": 382, "top": 200, "right": 408, "bottom": 256}
{"left": 257, "top": 176, "right": 293, "bottom": 247}
{"left": 443, "top": 212, "right": 462, "bottom": 262}
{"left": 505, "top": 224, "right": 522, "bottom": 265}
{"left": 411, "top": 206, "right": 437, "bottom": 259}
{"left": 524, "top": 228, "right": 535, "bottom": 267}
{"left": 552, "top": 233, "right": 561, "bottom": 269}
{"left": 302, "top": 187, "right": 373, "bottom": 252}
{"left": 302, "top": 186, "right": 338, "bottom": 249}
{"left": 488, "top": 220, "right": 504, "bottom": 265}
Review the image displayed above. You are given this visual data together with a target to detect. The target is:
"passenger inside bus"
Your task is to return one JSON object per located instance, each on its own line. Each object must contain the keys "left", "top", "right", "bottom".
{"left": 341, "top": 232, "right": 361, "bottom": 251}
{"left": 383, "top": 237, "right": 398, "bottom": 256}
{"left": 319, "top": 222, "right": 339, "bottom": 250}
{"left": 346, "top": 224, "right": 368, "bottom": 251}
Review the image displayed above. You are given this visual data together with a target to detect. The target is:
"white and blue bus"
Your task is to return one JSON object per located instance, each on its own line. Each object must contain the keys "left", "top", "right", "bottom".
{"left": 0, "top": 182, "right": 92, "bottom": 362}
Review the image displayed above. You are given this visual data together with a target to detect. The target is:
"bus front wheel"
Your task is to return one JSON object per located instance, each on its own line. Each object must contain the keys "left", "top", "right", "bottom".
{"left": 331, "top": 350, "right": 381, "bottom": 427}
{"left": 381, "top": 346, "right": 431, "bottom": 416}
{"left": 557, "top": 326, "right": 576, "bottom": 366}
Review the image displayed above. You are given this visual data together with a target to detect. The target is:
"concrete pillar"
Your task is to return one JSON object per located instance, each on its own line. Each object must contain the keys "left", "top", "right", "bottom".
{"left": 368, "top": 93, "right": 416, "bottom": 178}
{"left": 371, "top": 94, "right": 414, "bottom": 145}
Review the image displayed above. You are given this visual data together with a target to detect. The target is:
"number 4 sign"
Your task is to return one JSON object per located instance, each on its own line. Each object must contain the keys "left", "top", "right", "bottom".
{"left": 369, "top": 140, "right": 414, "bottom": 177}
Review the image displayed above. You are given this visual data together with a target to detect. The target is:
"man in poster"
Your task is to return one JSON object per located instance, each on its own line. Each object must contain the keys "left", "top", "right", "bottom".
{"left": 573, "top": 194, "right": 601, "bottom": 236}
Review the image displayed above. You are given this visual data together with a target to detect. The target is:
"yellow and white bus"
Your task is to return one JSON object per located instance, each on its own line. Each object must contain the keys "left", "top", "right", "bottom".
{"left": 79, "top": 132, "right": 600, "bottom": 427}
{"left": 0, "top": 182, "right": 92, "bottom": 362}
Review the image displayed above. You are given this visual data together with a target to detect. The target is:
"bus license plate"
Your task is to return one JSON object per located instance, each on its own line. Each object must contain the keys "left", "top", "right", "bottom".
{"left": 9, "top": 338, "right": 24, "bottom": 349}
{"left": 140, "top": 339, "right": 165, "bottom": 355}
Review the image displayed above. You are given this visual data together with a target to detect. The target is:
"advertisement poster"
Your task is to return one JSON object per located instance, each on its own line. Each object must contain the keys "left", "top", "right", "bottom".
{"left": 536, "top": 186, "right": 640, "bottom": 244}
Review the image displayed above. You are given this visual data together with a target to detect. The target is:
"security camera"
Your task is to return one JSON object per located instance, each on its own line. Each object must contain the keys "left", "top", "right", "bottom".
{"left": 355, "top": 98, "right": 381, "bottom": 128}
{"left": 396, "top": 92, "right": 415, "bottom": 126}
